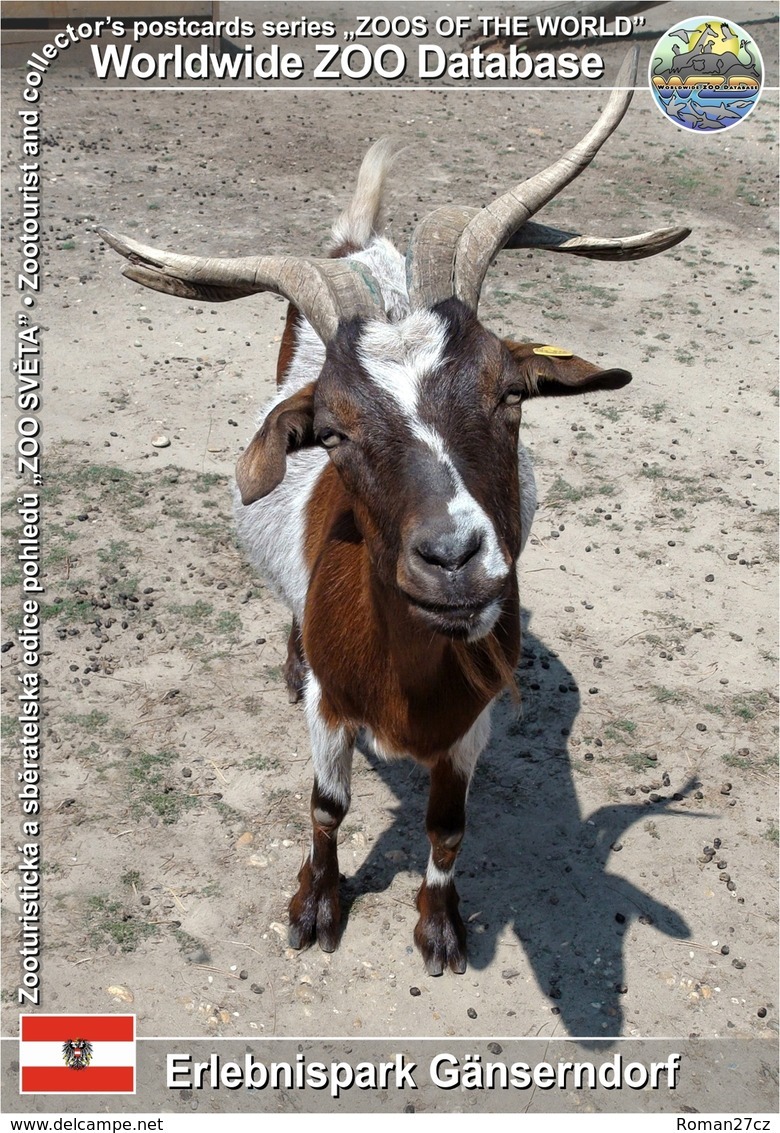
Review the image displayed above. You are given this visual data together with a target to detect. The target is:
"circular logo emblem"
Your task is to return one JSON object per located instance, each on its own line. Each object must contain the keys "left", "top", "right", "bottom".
{"left": 649, "top": 17, "right": 763, "bottom": 132}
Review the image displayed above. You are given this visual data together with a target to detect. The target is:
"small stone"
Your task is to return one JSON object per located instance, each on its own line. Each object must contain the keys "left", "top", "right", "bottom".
{"left": 757, "top": 1007, "right": 767, "bottom": 1018}
{"left": 410, "top": 987, "right": 421, "bottom": 997}
{"left": 696, "top": 722, "right": 707, "bottom": 732}
{"left": 467, "top": 1007, "right": 478, "bottom": 1019}
{"left": 731, "top": 958, "right": 746, "bottom": 970}
{"left": 487, "top": 1042, "right": 503, "bottom": 1055}
{"left": 151, "top": 434, "right": 171, "bottom": 448}
{"left": 106, "top": 985, "right": 134, "bottom": 1004}
{"left": 720, "top": 945, "right": 730, "bottom": 955}
{"left": 720, "top": 783, "right": 732, "bottom": 795}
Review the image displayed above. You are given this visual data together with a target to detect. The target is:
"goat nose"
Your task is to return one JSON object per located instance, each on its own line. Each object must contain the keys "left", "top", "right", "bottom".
{"left": 414, "top": 529, "right": 483, "bottom": 573}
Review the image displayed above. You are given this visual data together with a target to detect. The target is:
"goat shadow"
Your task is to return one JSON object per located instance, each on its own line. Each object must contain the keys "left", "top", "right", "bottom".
{"left": 340, "top": 608, "right": 695, "bottom": 1041}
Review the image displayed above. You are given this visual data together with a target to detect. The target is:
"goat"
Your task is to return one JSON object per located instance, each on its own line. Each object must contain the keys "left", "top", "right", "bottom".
{"left": 99, "top": 48, "right": 689, "bottom": 975}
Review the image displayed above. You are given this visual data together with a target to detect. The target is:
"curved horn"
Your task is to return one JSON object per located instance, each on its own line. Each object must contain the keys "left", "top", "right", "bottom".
{"left": 405, "top": 205, "right": 476, "bottom": 309}
{"left": 97, "top": 228, "right": 386, "bottom": 344}
{"left": 503, "top": 220, "right": 692, "bottom": 261}
{"left": 407, "top": 47, "right": 642, "bottom": 311}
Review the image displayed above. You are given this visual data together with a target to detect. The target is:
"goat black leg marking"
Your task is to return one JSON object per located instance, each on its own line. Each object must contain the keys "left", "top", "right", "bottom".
{"left": 289, "top": 675, "right": 355, "bottom": 952}
{"left": 284, "top": 618, "right": 306, "bottom": 704}
{"left": 414, "top": 757, "right": 469, "bottom": 975}
{"left": 414, "top": 706, "right": 491, "bottom": 975}
{"left": 289, "top": 783, "right": 347, "bottom": 952}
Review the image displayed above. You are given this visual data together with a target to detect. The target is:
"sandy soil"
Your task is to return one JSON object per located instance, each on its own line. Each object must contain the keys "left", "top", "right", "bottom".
{"left": 1, "top": 0, "right": 778, "bottom": 1115}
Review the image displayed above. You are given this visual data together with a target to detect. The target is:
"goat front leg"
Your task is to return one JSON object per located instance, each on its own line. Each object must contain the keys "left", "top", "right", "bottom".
{"left": 289, "top": 675, "right": 355, "bottom": 953}
{"left": 414, "top": 707, "right": 492, "bottom": 976}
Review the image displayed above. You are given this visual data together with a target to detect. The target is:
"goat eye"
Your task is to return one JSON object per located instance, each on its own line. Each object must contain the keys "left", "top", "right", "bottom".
{"left": 503, "top": 390, "right": 523, "bottom": 406}
{"left": 318, "top": 428, "right": 345, "bottom": 450}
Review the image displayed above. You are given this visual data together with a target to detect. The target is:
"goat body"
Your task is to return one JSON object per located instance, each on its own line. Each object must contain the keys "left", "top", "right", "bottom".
{"left": 232, "top": 153, "right": 631, "bottom": 973}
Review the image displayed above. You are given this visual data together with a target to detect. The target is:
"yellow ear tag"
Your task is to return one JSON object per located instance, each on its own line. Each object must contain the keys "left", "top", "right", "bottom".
{"left": 533, "top": 345, "right": 574, "bottom": 358}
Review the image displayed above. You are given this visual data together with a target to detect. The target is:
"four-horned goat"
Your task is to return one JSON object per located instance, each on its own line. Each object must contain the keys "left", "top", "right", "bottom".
{"left": 100, "top": 48, "right": 689, "bottom": 974}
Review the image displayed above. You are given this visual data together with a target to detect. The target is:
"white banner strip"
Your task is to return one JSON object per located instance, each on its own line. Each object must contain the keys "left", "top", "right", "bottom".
{"left": 19, "top": 1040, "right": 135, "bottom": 1068}
{"left": 2, "top": 1114, "right": 778, "bottom": 1133}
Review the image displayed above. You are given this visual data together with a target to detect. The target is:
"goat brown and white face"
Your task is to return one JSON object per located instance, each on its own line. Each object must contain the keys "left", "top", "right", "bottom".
{"left": 233, "top": 297, "right": 631, "bottom": 641}
{"left": 316, "top": 301, "right": 519, "bottom": 640}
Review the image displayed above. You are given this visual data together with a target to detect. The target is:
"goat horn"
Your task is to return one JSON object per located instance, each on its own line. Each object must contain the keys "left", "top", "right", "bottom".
{"left": 96, "top": 227, "right": 385, "bottom": 343}
{"left": 503, "top": 221, "right": 692, "bottom": 261}
{"left": 407, "top": 47, "right": 644, "bottom": 311}
{"left": 455, "top": 46, "right": 640, "bottom": 308}
{"left": 405, "top": 205, "right": 476, "bottom": 307}
{"left": 406, "top": 212, "right": 689, "bottom": 305}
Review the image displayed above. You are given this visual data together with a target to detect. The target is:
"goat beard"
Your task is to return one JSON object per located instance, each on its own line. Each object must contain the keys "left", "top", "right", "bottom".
{"left": 453, "top": 631, "right": 520, "bottom": 704}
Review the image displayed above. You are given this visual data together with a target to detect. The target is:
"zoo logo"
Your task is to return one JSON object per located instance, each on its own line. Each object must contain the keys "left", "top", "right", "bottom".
{"left": 649, "top": 16, "right": 763, "bottom": 132}
{"left": 62, "top": 1038, "right": 94, "bottom": 1070}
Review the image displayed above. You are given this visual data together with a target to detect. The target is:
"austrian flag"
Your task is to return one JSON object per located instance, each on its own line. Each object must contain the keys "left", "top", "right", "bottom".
{"left": 20, "top": 1015, "right": 136, "bottom": 1094}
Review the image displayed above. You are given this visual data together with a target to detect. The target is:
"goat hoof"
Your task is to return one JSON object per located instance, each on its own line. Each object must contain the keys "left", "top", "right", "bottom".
{"left": 288, "top": 921, "right": 315, "bottom": 951}
{"left": 289, "top": 891, "right": 340, "bottom": 952}
{"left": 316, "top": 927, "right": 339, "bottom": 953}
{"left": 414, "top": 912, "right": 467, "bottom": 976}
{"left": 421, "top": 947, "right": 467, "bottom": 976}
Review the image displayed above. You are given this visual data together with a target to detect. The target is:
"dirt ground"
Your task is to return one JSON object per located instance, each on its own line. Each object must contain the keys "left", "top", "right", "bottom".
{"left": 1, "top": 0, "right": 778, "bottom": 1115}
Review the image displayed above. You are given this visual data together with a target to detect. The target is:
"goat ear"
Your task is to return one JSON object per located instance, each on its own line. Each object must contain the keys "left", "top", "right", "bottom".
{"left": 504, "top": 341, "right": 632, "bottom": 398}
{"left": 235, "top": 382, "right": 316, "bottom": 506}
